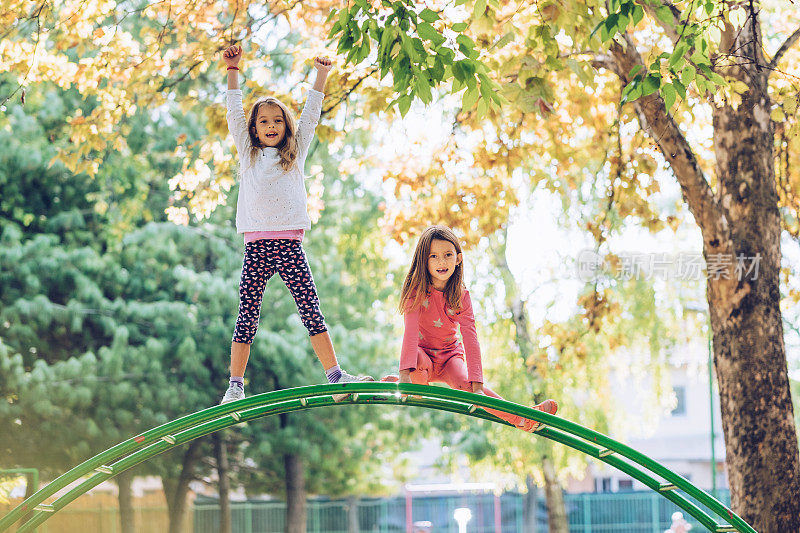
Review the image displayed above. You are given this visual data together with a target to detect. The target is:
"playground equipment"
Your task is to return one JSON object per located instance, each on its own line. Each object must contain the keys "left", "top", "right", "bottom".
{"left": 0, "top": 382, "right": 756, "bottom": 532}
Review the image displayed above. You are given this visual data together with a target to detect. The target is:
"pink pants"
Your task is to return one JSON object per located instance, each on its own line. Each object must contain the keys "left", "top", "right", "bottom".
{"left": 392, "top": 347, "right": 528, "bottom": 428}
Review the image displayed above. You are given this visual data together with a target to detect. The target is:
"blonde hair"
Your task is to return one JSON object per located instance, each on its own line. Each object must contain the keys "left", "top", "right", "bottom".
{"left": 246, "top": 97, "right": 298, "bottom": 171}
{"left": 399, "top": 225, "right": 464, "bottom": 314}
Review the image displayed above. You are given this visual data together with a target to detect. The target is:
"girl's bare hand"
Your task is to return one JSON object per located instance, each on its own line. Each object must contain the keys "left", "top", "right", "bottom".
{"left": 313, "top": 56, "right": 333, "bottom": 74}
{"left": 223, "top": 45, "right": 242, "bottom": 67}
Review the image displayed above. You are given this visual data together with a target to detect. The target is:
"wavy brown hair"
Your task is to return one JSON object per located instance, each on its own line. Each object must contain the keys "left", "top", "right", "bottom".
{"left": 399, "top": 225, "right": 464, "bottom": 314}
{"left": 246, "top": 97, "right": 298, "bottom": 171}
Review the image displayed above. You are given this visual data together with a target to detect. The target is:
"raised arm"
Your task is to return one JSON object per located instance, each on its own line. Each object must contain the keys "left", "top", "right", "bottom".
{"left": 296, "top": 56, "right": 332, "bottom": 156}
{"left": 223, "top": 45, "right": 241, "bottom": 90}
{"left": 222, "top": 45, "right": 250, "bottom": 155}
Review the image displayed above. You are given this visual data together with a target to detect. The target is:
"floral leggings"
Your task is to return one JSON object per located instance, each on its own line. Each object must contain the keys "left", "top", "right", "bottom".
{"left": 232, "top": 239, "right": 327, "bottom": 344}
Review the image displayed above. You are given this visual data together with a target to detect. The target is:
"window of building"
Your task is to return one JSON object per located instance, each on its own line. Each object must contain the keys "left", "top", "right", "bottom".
{"left": 596, "top": 477, "right": 612, "bottom": 493}
{"left": 671, "top": 386, "right": 687, "bottom": 416}
{"left": 618, "top": 479, "right": 634, "bottom": 492}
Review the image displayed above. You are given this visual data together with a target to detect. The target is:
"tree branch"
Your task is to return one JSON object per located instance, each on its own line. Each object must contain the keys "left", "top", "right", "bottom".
{"left": 768, "top": 26, "right": 800, "bottom": 73}
{"left": 607, "top": 33, "right": 730, "bottom": 251}
{"left": 321, "top": 65, "right": 380, "bottom": 116}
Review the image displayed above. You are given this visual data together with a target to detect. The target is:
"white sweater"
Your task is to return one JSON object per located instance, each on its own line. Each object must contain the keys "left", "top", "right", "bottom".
{"left": 226, "top": 89, "right": 324, "bottom": 233}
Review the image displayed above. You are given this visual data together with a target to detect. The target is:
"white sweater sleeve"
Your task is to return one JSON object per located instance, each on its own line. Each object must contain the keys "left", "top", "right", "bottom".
{"left": 226, "top": 89, "right": 251, "bottom": 156}
{"left": 296, "top": 89, "right": 324, "bottom": 156}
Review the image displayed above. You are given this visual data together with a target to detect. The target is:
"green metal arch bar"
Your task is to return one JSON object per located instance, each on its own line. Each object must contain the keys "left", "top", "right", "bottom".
{"left": 0, "top": 382, "right": 756, "bottom": 533}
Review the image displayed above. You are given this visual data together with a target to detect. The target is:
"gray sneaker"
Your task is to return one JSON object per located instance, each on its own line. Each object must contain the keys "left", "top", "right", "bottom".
{"left": 331, "top": 371, "right": 374, "bottom": 402}
{"left": 221, "top": 384, "right": 245, "bottom": 405}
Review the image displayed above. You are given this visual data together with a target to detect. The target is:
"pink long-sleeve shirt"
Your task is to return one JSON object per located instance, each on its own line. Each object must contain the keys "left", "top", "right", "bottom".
{"left": 400, "top": 288, "right": 484, "bottom": 383}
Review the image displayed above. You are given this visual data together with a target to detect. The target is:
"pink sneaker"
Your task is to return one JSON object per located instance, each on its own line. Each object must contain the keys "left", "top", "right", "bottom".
{"left": 518, "top": 399, "right": 558, "bottom": 433}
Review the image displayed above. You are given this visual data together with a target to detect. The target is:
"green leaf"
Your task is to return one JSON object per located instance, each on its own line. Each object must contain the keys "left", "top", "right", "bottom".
{"left": 477, "top": 96, "right": 490, "bottom": 117}
{"left": 605, "top": 13, "right": 619, "bottom": 35}
{"left": 672, "top": 79, "right": 686, "bottom": 99}
{"left": 397, "top": 94, "right": 412, "bottom": 116}
{"left": 327, "top": 20, "right": 342, "bottom": 39}
{"left": 431, "top": 57, "right": 445, "bottom": 81}
{"left": 462, "top": 85, "right": 480, "bottom": 109}
{"left": 419, "top": 8, "right": 439, "bottom": 22}
{"left": 669, "top": 42, "right": 689, "bottom": 67}
{"left": 452, "top": 22, "right": 469, "bottom": 32}
{"left": 473, "top": 0, "right": 487, "bottom": 16}
{"left": 452, "top": 61, "right": 466, "bottom": 82}
{"left": 356, "top": 40, "right": 371, "bottom": 63}
{"left": 641, "top": 75, "right": 661, "bottom": 97}
{"left": 415, "top": 76, "right": 432, "bottom": 104}
{"left": 416, "top": 22, "right": 446, "bottom": 47}
{"left": 494, "top": 31, "right": 515, "bottom": 49}
{"left": 400, "top": 34, "right": 416, "bottom": 60}
{"left": 628, "top": 64, "right": 644, "bottom": 79}
{"left": 456, "top": 34, "right": 476, "bottom": 50}
{"left": 661, "top": 82, "right": 676, "bottom": 109}
{"left": 655, "top": 6, "right": 674, "bottom": 24}
{"left": 632, "top": 4, "right": 644, "bottom": 26}
{"left": 699, "top": 63, "right": 726, "bottom": 86}
{"left": 621, "top": 79, "right": 637, "bottom": 103}
{"left": 600, "top": 23, "right": 610, "bottom": 43}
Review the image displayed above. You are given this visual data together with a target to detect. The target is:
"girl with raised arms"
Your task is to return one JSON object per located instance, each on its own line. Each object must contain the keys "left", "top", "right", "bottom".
{"left": 220, "top": 44, "right": 372, "bottom": 404}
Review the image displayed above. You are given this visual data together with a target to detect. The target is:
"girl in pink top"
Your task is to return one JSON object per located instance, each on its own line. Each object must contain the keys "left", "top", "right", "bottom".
{"left": 385, "top": 225, "right": 557, "bottom": 432}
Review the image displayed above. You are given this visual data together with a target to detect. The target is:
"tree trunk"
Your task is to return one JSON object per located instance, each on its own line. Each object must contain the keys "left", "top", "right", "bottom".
{"left": 213, "top": 432, "right": 232, "bottom": 533}
{"left": 606, "top": 7, "right": 800, "bottom": 528}
{"left": 285, "top": 452, "right": 306, "bottom": 533}
{"left": 542, "top": 455, "right": 568, "bottom": 533}
{"left": 164, "top": 438, "right": 204, "bottom": 533}
{"left": 523, "top": 474, "right": 539, "bottom": 533}
{"left": 347, "top": 495, "right": 360, "bottom": 533}
{"left": 117, "top": 470, "right": 135, "bottom": 533}
{"left": 707, "top": 12, "right": 800, "bottom": 530}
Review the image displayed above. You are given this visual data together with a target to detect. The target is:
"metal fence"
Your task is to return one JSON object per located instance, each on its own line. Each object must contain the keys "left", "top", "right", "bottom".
{"left": 193, "top": 490, "right": 732, "bottom": 533}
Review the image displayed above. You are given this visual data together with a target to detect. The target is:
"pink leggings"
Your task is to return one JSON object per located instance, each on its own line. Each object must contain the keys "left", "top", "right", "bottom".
{"left": 393, "top": 348, "right": 528, "bottom": 428}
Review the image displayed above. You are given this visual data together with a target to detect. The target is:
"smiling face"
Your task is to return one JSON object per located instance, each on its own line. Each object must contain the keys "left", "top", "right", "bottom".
{"left": 254, "top": 104, "right": 286, "bottom": 147}
{"left": 427, "top": 238, "right": 462, "bottom": 290}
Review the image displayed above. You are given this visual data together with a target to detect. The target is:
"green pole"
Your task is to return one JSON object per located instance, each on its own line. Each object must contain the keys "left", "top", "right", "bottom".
{"left": 0, "top": 469, "right": 39, "bottom": 494}
{"left": 0, "top": 382, "right": 757, "bottom": 533}
{"left": 708, "top": 328, "right": 717, "bottom": 500}
{"left": 0, "top": 469, "right": 39, "bottom": 533}
{"left": 582, "top": 493, "right": 590, "bottom": 533}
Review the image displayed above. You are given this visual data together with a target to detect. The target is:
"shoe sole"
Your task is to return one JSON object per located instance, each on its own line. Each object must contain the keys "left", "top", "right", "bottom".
{"left": 520, "top": 399, "right": 558, "bottom": 432}
{"left": 220, "top": 394, "right": 246, "bottom": 405}
{"left": 332, "top": 376, "right": 375, "bottom": 402}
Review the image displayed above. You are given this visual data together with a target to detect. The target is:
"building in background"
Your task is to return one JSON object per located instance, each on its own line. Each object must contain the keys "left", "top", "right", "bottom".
{"left": 567, "top": 341, "right": 727, "bottom": 494}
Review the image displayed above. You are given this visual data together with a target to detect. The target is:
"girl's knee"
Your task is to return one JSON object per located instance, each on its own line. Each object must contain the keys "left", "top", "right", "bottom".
{"left": 410, "top": 369, "right": 430, "bottom": 384}
{"left": 303, "top": 317, "right": 327, "bottom": 336}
